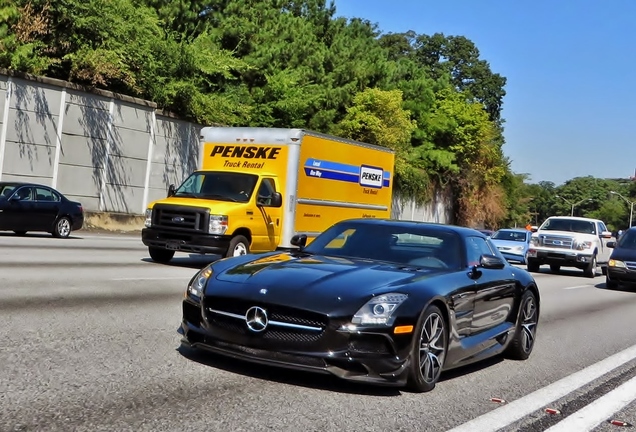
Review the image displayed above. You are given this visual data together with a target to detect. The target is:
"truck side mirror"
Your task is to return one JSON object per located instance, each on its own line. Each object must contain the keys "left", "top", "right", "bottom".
{"left": 257, "top": 192, "right": 282, "bottom": 208}
{"left": 168, "top": 184, "right": 176, "bottom": 197}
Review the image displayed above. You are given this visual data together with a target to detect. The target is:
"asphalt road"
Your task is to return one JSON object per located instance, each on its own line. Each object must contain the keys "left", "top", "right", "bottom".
{"left": 2, "top": 232, "right": 636, "bottom": 432}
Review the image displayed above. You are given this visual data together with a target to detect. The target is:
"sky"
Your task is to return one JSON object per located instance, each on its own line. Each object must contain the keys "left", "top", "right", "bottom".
{"left": 332, "top": 0, "right": 636, "bottom": 186}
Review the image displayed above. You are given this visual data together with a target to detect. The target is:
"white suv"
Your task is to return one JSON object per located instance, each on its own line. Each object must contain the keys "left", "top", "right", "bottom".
{"left": 527, "top": 216, "right": 614, "bottom": 278}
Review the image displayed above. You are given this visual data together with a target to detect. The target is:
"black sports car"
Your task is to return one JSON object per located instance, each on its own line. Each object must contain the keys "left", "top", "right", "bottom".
{"left": 179, "top": 219, "right": 540, "bottom": 392}
{"left": 606, "top": 227, "right": 636, "bottom": 289}
{"left": 0, "top": 182, "right": 84, "bottom": 238}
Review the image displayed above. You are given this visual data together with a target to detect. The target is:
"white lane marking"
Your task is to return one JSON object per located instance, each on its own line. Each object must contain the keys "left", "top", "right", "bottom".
{"left": 111, "top": 276, "right": 191, "bottom": 281}
{"left": 446, "top": 343, "right": 636, "bottom": 432}
{"left": 563, "top": 285, "right": 591, "bottom": 290}
{"left": 544, "top": 374, "right": 636, "bottom": 432}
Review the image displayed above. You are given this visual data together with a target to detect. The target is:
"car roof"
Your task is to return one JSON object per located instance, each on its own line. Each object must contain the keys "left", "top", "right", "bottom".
{"left": 495, "top": 228, "right": 529, "bottom": 232}
{"left": 338, "top": 218, "right": 489, "bottom": 238}
{"left": 0, "top": 181, "right": 52, "bottom": 188}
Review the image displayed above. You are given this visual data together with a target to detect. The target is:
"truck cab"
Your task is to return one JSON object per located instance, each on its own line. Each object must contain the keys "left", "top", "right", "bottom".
{"left": 142, "top": 170, "right": 283, "bottom": 262}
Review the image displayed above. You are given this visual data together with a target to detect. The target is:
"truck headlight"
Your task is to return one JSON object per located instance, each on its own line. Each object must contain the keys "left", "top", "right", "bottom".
{"left": 144, "top": 208, "right": 153, "bottom": 228}
{"left": 576, "top": 241, "right": 592, "bottom": 250}
{"left": 609, "top": 259, "right": 626, "bottom": 268}
{"left": 351, "top": 293, "right": 408, "bottom": 326}
{"left": 186, "top": 266, "right": 213, "bottom": 300}
{"left": 209, "top": 215, "right": 228, "bottom": 235}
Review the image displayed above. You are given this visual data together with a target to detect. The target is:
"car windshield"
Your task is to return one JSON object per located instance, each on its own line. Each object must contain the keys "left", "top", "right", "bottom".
{"left": 617, "top": 230, "right": 636, "bottom": 250}
{"left": 0, "top": 184, "right": 16, "bottom": 199}
{"left": 492, "top": 230, "right": 528, "bottom": 242}
{"left": 303, "top": 222, "right": 464, "bottom": 270}
{"left": 173, "top": 172, "right": 258, "bottom": 203}
{"left": 539, "top": 218, "right": 596, "bottom": 235}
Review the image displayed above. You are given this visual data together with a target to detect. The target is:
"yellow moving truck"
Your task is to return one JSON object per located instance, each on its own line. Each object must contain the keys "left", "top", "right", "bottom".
{"left": 141, "top": 127, "right": 395, "bottom": 263}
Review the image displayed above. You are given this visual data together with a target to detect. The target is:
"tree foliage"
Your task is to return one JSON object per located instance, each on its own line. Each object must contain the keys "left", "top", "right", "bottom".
{"left": 1, "top": 0, "right": 515, "bottom": 225}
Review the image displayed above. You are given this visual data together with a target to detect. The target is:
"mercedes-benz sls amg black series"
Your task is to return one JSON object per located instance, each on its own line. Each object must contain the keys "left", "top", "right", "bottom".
{"left": 179, "top": 219, "right": 540, "bottom": 392}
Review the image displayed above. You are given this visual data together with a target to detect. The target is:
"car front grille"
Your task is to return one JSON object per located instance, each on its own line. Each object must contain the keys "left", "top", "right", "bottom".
{"left": 625, "top": 261, "right": 636, "bottom": 270}
{"left": 152, "top": 204, "right": 208, "bottom": 232}
{"left": 204, "top": 296, "right": 327, "bottom": 344}
{"left": 540, "top": 235, "right": 574, "bottom": 249}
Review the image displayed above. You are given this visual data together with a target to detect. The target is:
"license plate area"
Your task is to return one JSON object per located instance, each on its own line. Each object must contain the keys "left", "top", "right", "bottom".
{"left": 166, "top": 240, "right": 182, "bottom": 250}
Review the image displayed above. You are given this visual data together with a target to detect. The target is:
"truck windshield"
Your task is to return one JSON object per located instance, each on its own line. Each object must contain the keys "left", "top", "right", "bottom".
{"left": 173, "top": 172, "right": 259, "bottom": 203}
{"left": 539, "top": 218, "right": 596, "bottom": 235}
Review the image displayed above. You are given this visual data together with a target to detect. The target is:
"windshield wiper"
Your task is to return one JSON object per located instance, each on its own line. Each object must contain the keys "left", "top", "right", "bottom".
{"left": 175, "top": 192, "right": 196, "bottom": 198}
{"left": 200, "top": 194, "right": 238, "bottom": 202}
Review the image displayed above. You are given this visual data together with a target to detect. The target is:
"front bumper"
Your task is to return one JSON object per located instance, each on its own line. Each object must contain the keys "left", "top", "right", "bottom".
{"left": 142, "top": 228, "right": 231, "bottom": 254}
{"left": 499, "top": 251, "right": 527, "bottom": 263}
{"left": 179, "top": 298, "right": 413, "bottom": 386}
{"left": 527, "top": 248, "right": 594, "bottom": 267}
{"left": 607, "top": 267, "right": 636, "bottom": 285}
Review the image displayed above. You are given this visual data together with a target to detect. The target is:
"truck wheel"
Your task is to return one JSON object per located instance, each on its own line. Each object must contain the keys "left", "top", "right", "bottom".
{"left": 550, "top": 264, "right": 560, "bottom": 273}
{"left": 527, "top": 259, "right": 540, "bottom": 273}
{"left": 149, "top": 247, "right": 175, "bottom": 263}
{"left": 584, "top": 255, "right": 597, "bottom": 278}
{"left": 226, "top": 235, "right": 250, "bottom": 257}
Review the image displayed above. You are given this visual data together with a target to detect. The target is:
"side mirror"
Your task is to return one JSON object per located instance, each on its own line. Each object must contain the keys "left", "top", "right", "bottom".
{"left": 291, "top": 234, "right": 307, "bottom": 250}
{"left": 479, "top": 254, "right": 506, "bottom": 270}
{"left": 607, "top": 241, "right": 616, "bottom": 248}
{"left": 257, "top": 192, "right": 283, "bottom": 208}
{"left": 601, "top": 231, "right": 613, "bottom": 239}
{"left": 168, "top": 184, "right": 176, "bottom": 197}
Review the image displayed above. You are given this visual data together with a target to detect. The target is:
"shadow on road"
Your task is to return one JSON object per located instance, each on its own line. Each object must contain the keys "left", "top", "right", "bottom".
{"left": 140, "top": 254, "right": 220, "bottom": 269}
{"left": 177, "top": 343, "right": 507, "bottom": 396}
{"left": 0, "top": 232, "right": 83, "bottom": 240}
{"left": 594, "top": 281, "right": 636, "bottom": 293}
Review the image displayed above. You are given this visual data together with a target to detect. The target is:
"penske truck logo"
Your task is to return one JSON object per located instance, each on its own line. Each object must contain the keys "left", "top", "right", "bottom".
{"left": 303, "top": 158, "right": 390, "bottom": 193}
{"left": 210, "top": 145, "right": 281, "bottom": 159}
{"left": 209, "top": 145, "right": 282, "bottom": 169}
{"left": 359, "top": 166, "right": 383, "bottom": 188}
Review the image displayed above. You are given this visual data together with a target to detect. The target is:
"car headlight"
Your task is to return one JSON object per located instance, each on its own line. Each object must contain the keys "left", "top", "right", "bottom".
{"left": 351, "top": 293, "right": 408, "bottom": 326}
{"left": 144, "top": 208, "right": 153, "bottom": 228}
{"left": 531, "top": 237, "right": 540, "bottom": 246}
{"left": 209, "top": 215, "right": 228, "bottom": 235}
{"left": 512, "top": 245, "right": 524, "bottom": 252}
{"left": 186, "top": 267, "right": 213, "bottom": 300}
{"left": 609, "top": 259, "right": 626, "bottom": 268}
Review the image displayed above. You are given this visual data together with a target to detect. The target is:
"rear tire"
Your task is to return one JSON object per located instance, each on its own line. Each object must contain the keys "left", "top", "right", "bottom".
{"left": 226, "top": 235, "right": 250, "bottom": 257}
{"left": 504, "top": 290, "right": 539, "bottom": 361}
{"left": 13, "top": 231, "right": 26, "bottom": 236}
{"left": 149, "top": 247, "right": 175, "bottom": 263}
{"left": 53, "top": 216, "right": 72, "bottom": 238}
{"left": 549, "top": 264, "right": 560, "bottom": 273}
{"left": 406, "top": 305, "right": 448, "bottom": 393}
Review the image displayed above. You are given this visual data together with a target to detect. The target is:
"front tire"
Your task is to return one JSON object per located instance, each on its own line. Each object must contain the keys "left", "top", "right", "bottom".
{"left": 527, "top": 259, "right": 540, "bottom": 273}
{"left": 505, "top": 290, "right": 539, "bottom": 361}
{"left": 584, "top": 255, "right": 597, "bottom": 278}
{"left": 53, "top": 216, "right": 72, "bottom": 238}
{"left": 149, "top": 247, "right": 175, "bottom": 263}
{"left": 225, "top": 235, "right": 250, "bottom": 257}
{"left": 606, "top": 275, "right": 619, "bottom": 289}
{"left": 407, "top": 305, "right": 448, "bottom": 393}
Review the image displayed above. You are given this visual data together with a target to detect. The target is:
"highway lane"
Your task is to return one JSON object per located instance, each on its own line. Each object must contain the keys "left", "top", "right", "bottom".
{"left": 2, "top": 232, "right": 636, "bottom": 431}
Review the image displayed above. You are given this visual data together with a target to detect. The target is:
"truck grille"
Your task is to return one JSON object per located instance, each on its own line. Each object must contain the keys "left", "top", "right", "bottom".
{"left": 540, "top": 235, "right": 574, "bottom": 249}
{"left": 152, "top": 204, "right": 209, "bottom": 232}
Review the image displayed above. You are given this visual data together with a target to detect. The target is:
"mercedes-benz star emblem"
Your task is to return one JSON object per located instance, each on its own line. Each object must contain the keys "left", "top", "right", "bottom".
{"left": 245, "top": 306, "right": 268, "bottom": 333}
